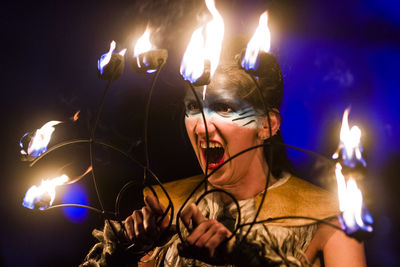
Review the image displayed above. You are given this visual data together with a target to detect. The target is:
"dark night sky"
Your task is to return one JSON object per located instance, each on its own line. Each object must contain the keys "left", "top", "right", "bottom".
{"left": 1, "top": 0, "right": 400, "bottom": 266}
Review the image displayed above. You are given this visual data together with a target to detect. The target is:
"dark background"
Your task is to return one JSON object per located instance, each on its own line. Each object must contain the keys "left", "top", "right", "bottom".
{"left": 1, "top": 0, "right": 399, "bottom": 266}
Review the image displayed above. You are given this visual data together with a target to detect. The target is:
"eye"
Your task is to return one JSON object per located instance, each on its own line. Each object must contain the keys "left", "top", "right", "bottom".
{"left": 213, "top": 103, "right": 235, "bottom": 116}
{"left": 186, "top": 101, "right": 200, "bottom": 114}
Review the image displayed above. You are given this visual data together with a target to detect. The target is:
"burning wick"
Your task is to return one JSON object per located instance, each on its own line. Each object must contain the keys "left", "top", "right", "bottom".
{"left": 333, "top": 109, "right": 373, "bottom": 240}
{"left": 133, "top": 28, "right": 168, "bottom": 73}
{"left": 97, "top": 40, "right": 127, "bottom": 81}
{"left": 239, "top": 11, "right": 280, "bottom": 78}
{"left": 20, "top": 121, "right": 62, "bottom": 160}
{"left": 22, "top": 166, "right": 92, "bottom": 210}
{"left": 23, "top": 174, "right": 69, "bottom": 210}
{"left": 180, "top": 0, "right": 224, "bottom": 88}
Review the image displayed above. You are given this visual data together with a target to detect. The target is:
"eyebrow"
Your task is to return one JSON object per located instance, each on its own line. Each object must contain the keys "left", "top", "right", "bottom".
{"left": 184, "top": 91, "right": 253, "bottom": 110}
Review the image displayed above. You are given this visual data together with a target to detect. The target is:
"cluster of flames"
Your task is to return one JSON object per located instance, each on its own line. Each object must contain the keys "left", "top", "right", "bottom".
{"left": 333, "top": 108, "right": 373, "bottom": 234}
{"left": 20, "top": 111, "right": 89, "bottom": 210}
{"left": 21, "top": 0, "right": 372, "bottom": 237}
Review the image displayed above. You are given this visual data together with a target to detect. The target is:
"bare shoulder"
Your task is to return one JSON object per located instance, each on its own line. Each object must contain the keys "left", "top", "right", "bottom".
{"left": 323, "top": 227, "right": 367, "bottom": 266}
{"left": 306, "top": 219, "right": 367, "bottom": 266}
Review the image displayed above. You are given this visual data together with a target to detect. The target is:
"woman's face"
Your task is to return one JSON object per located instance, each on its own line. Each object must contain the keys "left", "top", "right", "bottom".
{"left": 184, "top": 85, "right": 266, "bottom": 187}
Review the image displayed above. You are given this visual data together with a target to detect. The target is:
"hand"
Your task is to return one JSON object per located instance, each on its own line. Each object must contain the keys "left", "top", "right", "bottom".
{"left": 124, "top": 195, "right": 171, "bottom": 250}
{"left": 178, "top": 203, "right": 232, "bottom": 263}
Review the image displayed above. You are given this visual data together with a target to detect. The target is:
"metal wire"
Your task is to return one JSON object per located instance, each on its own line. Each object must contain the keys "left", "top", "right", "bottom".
{"left": 25, "top": 52, "right": 350, "bottom": 262}
{"left": 42, "top": 204, "right": 116, "bottom": 219}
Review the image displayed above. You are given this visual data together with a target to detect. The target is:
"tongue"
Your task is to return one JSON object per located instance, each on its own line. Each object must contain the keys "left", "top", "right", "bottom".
{"left": 206, "top": 147, "right": 224, "bottom": 164}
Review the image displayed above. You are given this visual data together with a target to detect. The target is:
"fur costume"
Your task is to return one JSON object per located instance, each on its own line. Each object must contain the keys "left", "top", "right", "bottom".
{"left": 81, "top": 173, "right": 339, "bottom": 266}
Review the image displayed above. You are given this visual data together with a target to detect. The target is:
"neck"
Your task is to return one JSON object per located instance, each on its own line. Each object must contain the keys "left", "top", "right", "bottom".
{"left": 212, "top": 152, "right": 277, "bottom": 203}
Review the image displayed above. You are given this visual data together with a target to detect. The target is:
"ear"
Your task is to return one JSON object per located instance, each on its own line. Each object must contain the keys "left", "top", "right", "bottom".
{"left": 258, "top": 109, "right": 281, "bottom": 140}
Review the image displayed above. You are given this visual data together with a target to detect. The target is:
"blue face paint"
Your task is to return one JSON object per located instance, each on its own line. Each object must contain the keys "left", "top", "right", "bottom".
{"left": 184, "top": 89, "right": 260, "bottom": 128}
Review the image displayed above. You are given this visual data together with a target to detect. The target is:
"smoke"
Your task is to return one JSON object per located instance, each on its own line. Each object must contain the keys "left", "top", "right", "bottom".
{"left": 129, "top": 0, "right": 210, "bottom": 47}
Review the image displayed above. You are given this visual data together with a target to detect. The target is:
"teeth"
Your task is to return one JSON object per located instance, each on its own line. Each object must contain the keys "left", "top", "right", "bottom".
{"left": 200, "top": 141, "right": 222, "bottom": 149}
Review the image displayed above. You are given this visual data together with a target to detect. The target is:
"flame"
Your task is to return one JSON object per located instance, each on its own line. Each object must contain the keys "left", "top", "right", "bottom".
{"left": 332, "top": 108, "right": 366, "bottom": 167}
{"left": 335, "top": 163, "right": 373, "bottom": 233}
{"left": 134, "top": 28, "right": 154, "bottom": 57}
{"left": 71, "top": 110, "right": 80, "bottom": 122}
{"left": 21, "top": 121, "right": 62, "bottom": 157}
{"left": 98, "top": 41, "right": 116, "bottom": 75}
{"left": 241, "top": 11, "right": 271, "bottom": 71}
{"left": 204, "top": 0, "right": 224, "bottom": 77}
{"left": 22, "top": 174, "right": 69, "bottom": 210}
{"left": 180, "top": 0, "right": 224, "bottom": 84}
{"left": 119, "top": 48, "right": 127, "bottom": 57}
{"left": 180, "top": 27, "right": 206, "bottom": 83}
{"left": 67, "top": 166, "right": 93, "bottom": 184}
{"left": 134, "top": 28, "right": 158, "bottom": 73}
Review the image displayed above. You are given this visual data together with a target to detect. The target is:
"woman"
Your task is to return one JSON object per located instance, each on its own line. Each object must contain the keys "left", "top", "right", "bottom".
{"left": 82, "top": 57, "right": 366, "bottom": 267}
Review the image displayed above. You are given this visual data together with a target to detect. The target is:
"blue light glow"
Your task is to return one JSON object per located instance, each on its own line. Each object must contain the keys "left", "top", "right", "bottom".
{"left": 62, "top": 184, "right": 88, "bottom": 223}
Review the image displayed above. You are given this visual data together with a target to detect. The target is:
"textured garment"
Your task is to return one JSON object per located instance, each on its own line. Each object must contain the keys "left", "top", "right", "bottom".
{"left": 153, "top": 179, "right": 318, "bottom": 267}
{"left": 81, "top": 174, "right": 338, "bottom": 266}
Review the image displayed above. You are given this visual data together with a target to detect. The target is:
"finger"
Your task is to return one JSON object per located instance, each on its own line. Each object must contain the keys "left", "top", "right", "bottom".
{"left": 124, "top": 216, "right": 135, "bottom": 240}
{"left": 186, "top": 220, "right": 216, "bottom": 248}
{"left": 180, "top": 203, "right": 195, "bottom": 229}
{"left": 144, "top": 195, "right": 165, "bottom": 216}
{"left": 133, "top": 210, "right": 155, "bottom": 246}
{"left": 195, "top": 221, "right": 223, "bottom": 248}
{"left": 158, "top": 211, "right": 171, "bottom": 232}
{"left": 142, "top": 206, "right": 157, "bottom": 238}
{"left": 145, "top": 195, "right": 171, "bottom": 232}
{"left": 204, "top": 226, "right": 232, "bottom": 257}
{"left": 181, "top": 203, "right": 206, "bottom": 229}
{"left": 133, "top": 210, "right": 145, "bottom": 238}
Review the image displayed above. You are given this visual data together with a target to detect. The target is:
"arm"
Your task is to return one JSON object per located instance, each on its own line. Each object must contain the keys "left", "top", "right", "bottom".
{"left": 323, "top": 229, "right": 366, "bottom": 267}
{"left": 305, "top": 221, "right": 367, "bottom": 266}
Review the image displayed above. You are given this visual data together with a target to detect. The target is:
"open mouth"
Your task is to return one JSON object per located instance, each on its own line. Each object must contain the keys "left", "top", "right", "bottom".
{"left": 200, "top": 141, "right": 225, "bottom": 170}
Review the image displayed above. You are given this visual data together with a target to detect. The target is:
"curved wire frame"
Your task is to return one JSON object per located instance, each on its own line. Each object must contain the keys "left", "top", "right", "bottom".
{"left": 27, "top": 56, "right": 345, "bottom": 259}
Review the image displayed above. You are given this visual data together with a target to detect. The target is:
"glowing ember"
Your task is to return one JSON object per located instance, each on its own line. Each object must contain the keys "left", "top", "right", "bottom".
{"left": 335, "top": 163, "right": 373, "bottom": 235}
{"left": 71, "top": 110, "right": 80, "bottom": 122}
{"left": 22, "top": 174, "right": 69, "bottom": 210}
{"left": 180, "top": 0, "right": 224, "bottom": 86}
{"left": 97, "top": 41, "right": 116, "bottom": 75}
{"left": 332, "top": 108, "right": 366, "bottom": 168}
{"left": 241, "top": 12, "right": 271, "bottom": 71}
{"left": 20, "top": 121, "right": 62, "bottom": 158}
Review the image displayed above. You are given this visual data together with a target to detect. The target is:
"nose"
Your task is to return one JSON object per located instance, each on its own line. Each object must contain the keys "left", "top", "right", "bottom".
{"left": 194, "top": 113, "right": 216, "bottom": 139}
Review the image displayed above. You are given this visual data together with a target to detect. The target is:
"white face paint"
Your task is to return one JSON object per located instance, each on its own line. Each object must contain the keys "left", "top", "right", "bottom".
{"left": 184, "top": 91, "right": 261, "bottom": 129}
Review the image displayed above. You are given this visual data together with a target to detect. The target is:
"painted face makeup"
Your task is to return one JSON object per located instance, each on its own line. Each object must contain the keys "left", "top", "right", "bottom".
{"left": 184, "top": 89, "right": 259, "bottom": 129}
{"left": 184, "top": 86, "right": 265, "bottom": 187}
